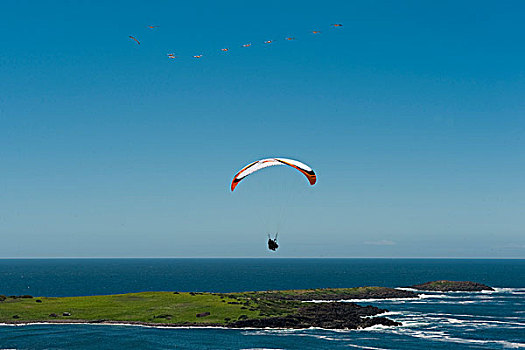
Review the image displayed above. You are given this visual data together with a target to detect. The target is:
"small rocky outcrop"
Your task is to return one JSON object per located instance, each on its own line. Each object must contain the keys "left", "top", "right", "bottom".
{"left": 62, "top": 312, "right": 71, "bottom": 316}
{"left": 230, "top": 302, "right": 399, "bottom": 329}
{"left": 154, "top": 314, "right": 172, "bottom": 320}
{"left": 410, "top": 280, "right": 494, "bottom": 292}
{"left": 196, "top": 312, "right": 210, "bottom": 318}
{"left": 49, "top": 313, "right": 58, "bottom": 317}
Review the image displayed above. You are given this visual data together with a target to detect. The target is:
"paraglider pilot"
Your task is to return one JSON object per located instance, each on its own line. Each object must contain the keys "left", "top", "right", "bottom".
{"left": 268, "top": 233, "right": 279, "bottom": 251}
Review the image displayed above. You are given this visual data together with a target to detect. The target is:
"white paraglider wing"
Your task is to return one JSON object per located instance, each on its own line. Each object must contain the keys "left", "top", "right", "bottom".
{"left": 231, "top": 158, "right": 316, "bottom": 191}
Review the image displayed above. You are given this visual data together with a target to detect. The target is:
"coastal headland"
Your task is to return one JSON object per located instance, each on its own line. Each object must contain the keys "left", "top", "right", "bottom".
{"left": 0, "top": 281, "right": 488, "bottom": 329}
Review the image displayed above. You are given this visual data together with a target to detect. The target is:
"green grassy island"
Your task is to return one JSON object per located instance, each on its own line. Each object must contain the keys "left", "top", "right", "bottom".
{"left": 0, "top": 287, "right": 417, "bottom": 329}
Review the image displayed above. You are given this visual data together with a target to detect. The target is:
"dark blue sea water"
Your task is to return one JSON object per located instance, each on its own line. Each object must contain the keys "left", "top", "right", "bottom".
{"left": 0, "top": 259, "right": 524, "bottom": 349}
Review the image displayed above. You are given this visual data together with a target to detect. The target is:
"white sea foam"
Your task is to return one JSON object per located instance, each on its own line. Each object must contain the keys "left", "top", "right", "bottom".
{"left": 417, "top": 293, "right": 456, "bottom": 299}
{"left": 493, "top": 287, "right": 525, "bottom": 294}
{"left": 243, "top": 329, "right": 349, "bottom": 342}
{"left": 305, "top": 297, "right": 415, "bottom": 303}
{"left": 413, "top": 333, "right": 525, "bottom": 348}
{"left": 257, "top": 331, "right": 390, "bottom": 349}
{"left": 307, "top": 289, "right": 505, "bottom": 304}
{"left": 403, "top": 292, "right": 505, "bottom": 306}
{"left": 307, "top": 296, "right": 421, "bottom": 303}
{"left": 395, "top": 287, "right": 419, "bottom": 292}
{"left": 346, "top": 344, "right": 389, "bottom": 350}
{"left": 377, "top": 311, "right": 404, "bottom": 317}
{"left": 427, "top": 312, "right": 522, "bottom": 320}
{"left": 364, "top": 323, "right": 525, "bottom": 348}
{"left": 354, "top": 324, "right": 398, "bottom": 331}
{"left": 381, "top": 312, "right": 525, "bottom": 333}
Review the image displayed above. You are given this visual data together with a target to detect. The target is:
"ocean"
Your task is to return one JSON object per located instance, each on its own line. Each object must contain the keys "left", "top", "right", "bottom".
{"left": 0, "top": 258, "right": 523, "bottom": 349}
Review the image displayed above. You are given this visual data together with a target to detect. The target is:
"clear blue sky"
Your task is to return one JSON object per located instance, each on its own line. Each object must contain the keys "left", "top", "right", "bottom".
{"left": 1, "top": 0, "right": 524, "bottom": 258}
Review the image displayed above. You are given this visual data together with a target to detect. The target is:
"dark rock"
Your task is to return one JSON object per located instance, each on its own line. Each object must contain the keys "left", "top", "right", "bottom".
{"left": 49, "top": 313, "right": 58, "bottom": 317}
{"left": 19, "top": 295, "right": 33, "bottom": 299}
{"left": 0, "top": 295, "right": 6, "bottom": 302}
{"left": 227, "top": 301, "right": 240, "bottom": 304}
{"left": 196, "top": 312, "right": 210, "bottom": 318}
{"left": 12, "top": 315, "right": 20, "bottom": 319}
{"left": 35, "top": 299, "right": 42, "bottom": 303}
{"left": 8, "top": 295, "right": 17, "bottom": 299}
{"left": 411, "top": 281, "right": 494, "bottom": 292}
{"left": 62, "top": 312, "right": 71, "bottom": 316}
{"left": 240, "top": 306, "right": 247, "bottom": 309}
{"left": 173, "top": 292, "right": 179, "bottom": 294}
{"left": 230, "top": 302, "right": 400, "bottom": 330}
{"left": 154, "top": 314, "right": 172, "bottom": 319}
{"left": 360, "top": 316, "right": 399, "bottom": 328}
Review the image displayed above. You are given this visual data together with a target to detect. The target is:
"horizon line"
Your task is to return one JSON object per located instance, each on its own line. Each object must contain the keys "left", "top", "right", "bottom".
{"left": 0, "top": 256, "right": 523, "bottom": 260}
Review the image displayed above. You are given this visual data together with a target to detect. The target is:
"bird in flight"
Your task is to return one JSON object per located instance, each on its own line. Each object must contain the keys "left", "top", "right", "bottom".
{"left": 147, "top": 25, "right": 160, "bottom": 29}
{"left": 129, "top": 36, "right": 140, "bottom": 44}
{"left": 312, "top": 31, "right": 321, "bottom": 34}
{"left": 167, "top": 53, "right": 176, "bottom": 59}
{"left": 264, "top": 40, "right": 274, "bottom": 44}
{"left": 331, "top": 24, "right": 343, "bottom": 27}
{"left": 242, "top": 43, "right": 252, "bottom": 47}
{"left": 221, "top": 48, "right": 229, "bottom": 52}
{"left": 285, "top": 37, "right": 295, "bottom": 41}
{"left": 193, "top": 55, "right": 203, "bottom": 58}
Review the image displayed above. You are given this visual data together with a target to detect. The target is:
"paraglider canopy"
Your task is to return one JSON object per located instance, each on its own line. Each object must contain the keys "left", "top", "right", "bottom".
{"left": 230, "top": 157, "right": 316, "bottom": 191}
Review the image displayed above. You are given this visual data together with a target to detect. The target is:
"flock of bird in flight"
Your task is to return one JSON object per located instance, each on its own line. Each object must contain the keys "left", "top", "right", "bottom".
{"left": 128, "top": 23, "right": 343, "bottom": 60}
